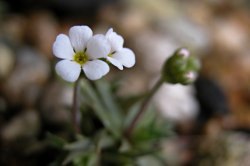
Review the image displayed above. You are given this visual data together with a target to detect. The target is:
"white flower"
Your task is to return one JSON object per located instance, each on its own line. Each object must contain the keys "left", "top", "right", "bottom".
{"left": 53, "top": 26, "right": 110, "bottom": 82}
{"left": 105, "top": 28, "right": 136, "bottom": 70}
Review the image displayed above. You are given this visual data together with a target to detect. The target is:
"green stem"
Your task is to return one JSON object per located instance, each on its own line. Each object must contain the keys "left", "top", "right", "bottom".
{"left": 125, "top": 77, "right": 164, "bottom": 139}
{"left": 72, "top": 78, "right": 81, "bottom": 134}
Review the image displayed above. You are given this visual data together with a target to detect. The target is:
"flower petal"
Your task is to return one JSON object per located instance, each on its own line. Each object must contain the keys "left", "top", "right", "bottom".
{"left": 53, "top": 34, "right": 74, "bottom": 60}
{"left": 86, "top": 34, "right": 111, "bottom": 59}
{"left": 106, "top": 28, "right": 124, "bottom": 52}
{"left": 55, "top": 60, "right": 81, "bottom": 82}
{"left": 107, "top": 57, "right": 123, "bottom": 70}
{"left": 69, "top": 25, "right": 93, "bottom": 52}
{"left": 112, "top": 48, "right": 136, "bottom": 68}
{"left": 83, "top": 60, "right": 109, "bottom": 80}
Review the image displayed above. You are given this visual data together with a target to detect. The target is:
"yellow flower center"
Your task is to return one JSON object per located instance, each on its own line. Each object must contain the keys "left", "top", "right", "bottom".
{"left": 73, "top": 52, "right": 88, "bottom": 65}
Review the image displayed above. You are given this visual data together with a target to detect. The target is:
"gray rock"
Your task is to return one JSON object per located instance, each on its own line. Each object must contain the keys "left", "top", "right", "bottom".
{"left": 3, "top": 47, "right": 50, "bottom": 106}
{"left": 158, "top": 16, "right": 211, "bottom": 52}
{"left": 1, "top": 110, "right": 40, "bottom": 142}
{"left": 0, "top": 96, "right": 7, "bottom": 113}
{"left": 40, "top": 81, "right": 72, "bottom": 125}
{"left": 1, "top": 15, "right": 26, "bottom": 45}
{"left": 0, "top": 43, "right": 15, "bottom": 79}
{"left": 24, "top": 11, "right": 58, "bottom": 58}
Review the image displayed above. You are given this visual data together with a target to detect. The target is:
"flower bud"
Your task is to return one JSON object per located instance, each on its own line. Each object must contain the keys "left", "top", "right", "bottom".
{"left": 178, "top": 48, "right": 190, "bottom": 58}
{"left": 182, "top": 71, "right": 198, "bottom": 85}
{"left": 162, "top": 48, "right": 200, "bottom": 85}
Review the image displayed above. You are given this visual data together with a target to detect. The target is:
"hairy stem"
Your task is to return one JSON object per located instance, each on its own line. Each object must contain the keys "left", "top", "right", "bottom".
{"left": 125, "top": 77, "right": 164, "bottom": 139}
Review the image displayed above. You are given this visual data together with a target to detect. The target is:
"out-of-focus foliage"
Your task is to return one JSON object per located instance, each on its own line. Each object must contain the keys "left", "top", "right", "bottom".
{"left": 48, "top": 78, "right": 173, "bottom": 165}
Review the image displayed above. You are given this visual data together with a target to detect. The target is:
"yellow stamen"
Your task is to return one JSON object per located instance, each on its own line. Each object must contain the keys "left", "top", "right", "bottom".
{"left": 108, "top": 53, "right": 113, "bottom": 57}
{"left": 73, "top": 52, "right": 88, "bottom": 65}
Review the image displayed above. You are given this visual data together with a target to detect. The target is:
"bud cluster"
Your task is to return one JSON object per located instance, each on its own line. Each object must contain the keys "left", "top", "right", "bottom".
{"left": 162, "top": 48, "right": 200, "bottom": 85}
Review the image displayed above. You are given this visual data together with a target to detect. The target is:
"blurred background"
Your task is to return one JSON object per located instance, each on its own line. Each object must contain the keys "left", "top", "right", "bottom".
{"left": 0, "top": 0, "right": 250, "bottom": 165}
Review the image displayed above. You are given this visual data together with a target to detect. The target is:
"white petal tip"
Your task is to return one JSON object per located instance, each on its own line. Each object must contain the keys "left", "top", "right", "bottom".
{"left": 83, "top": 60, "right": 110, "bottom": 80}
{"left": 113, "top": 48, "right": 135, "bottom": 68}
{"left": 107, "top": 57, "right": 123, "bottom": 70}
{"left": 86, "top": 34, "right": 111, "bottom": 59}
{"left": 55, "top": 60, "right": 81, "bottom": 82}
{"left": 53, "top": 34, "right": 74, "bottom": 60}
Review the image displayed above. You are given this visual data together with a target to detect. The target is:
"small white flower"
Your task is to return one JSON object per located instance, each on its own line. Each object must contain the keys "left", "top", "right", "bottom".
{"left": 105, "top": 28, "right": 136, "bottom": 70}
{"left": 53, "top": 25, "right": 110, "bottom": 82}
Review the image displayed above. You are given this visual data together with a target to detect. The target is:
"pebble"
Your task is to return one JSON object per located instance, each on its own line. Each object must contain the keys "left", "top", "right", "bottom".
{"left": 25, "top": 11, "right": 58, "bottom": 58}
{"left": 213, "top": 18, "right": 248, "bottom": 53}
{"left": 40, "top": 81, "right": 72, "bottom": 125}
{"left": 1, "top": 110, "right": 40, "bottom": 142}
{"left": 134, "top": 30, "right": 179, "bottom": 74}
{"left": 0, "top": 44, "right": 15, "bottom": 79}
{"left": 3, "top": 47, "right": 50, "bottom": 106}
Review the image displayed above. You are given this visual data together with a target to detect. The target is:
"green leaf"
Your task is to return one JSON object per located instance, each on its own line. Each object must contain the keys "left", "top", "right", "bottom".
{"left": 136, "top": 155, "right": 165, "bottom": 166}
{"left": 86, "top": 153, "right": 99, "bottom": 166}
{"left": 63, "top": 151, "right": 86, "bottom": 166}
{"left": 71, "top": 151, "right": 99, "bottom": 166}
{"left": 46, "top": 132, "right": 67, "bottom": 149}
{"left": 80, "top": 79, "right": 121, "bottom": 138}
{"left": 123, "top": 101, "right": 141, "bottom": 128}
{"left": 131, "top": 106, "right": 173, "bottom": 145}
{"left": 62, "top": 138, "right": 95, "bottom": 165}
{"left": 96, "top": 130, "right": 115, "bottom": 149}
{"left": 95, "top": 80, "right": 123, "bottom": 131}
{"left": 64, "top": 138, "right": 92, "bottom": 151}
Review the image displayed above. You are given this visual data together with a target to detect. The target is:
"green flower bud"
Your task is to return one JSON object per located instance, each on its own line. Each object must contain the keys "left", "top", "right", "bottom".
{"left": 162, "top": 48, "right": 201, "bottom": 85}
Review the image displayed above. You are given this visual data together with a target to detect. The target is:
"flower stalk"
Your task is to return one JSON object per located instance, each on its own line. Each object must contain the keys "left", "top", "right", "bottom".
{"left": 124, "top": 48, "right": 200, "bottom": 139}
{"left": 125, "top": 77, "right": 164, "bottom": 139}
{"left": 72, "top": 78, "right": 81, "bottom": 134}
